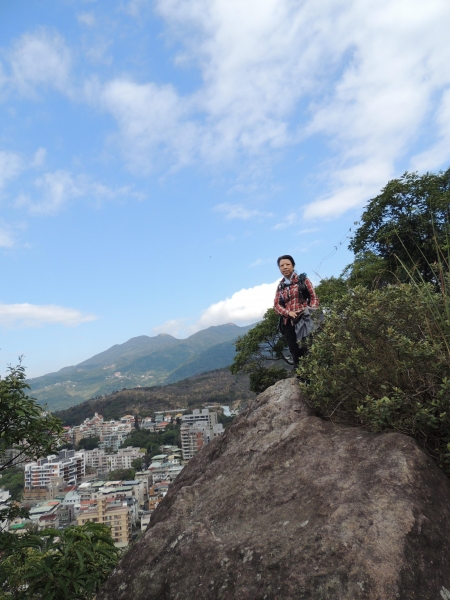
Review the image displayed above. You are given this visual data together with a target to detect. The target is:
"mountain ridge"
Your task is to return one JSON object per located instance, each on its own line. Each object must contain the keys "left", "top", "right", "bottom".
{"left": 29, "top": 323, "right": 255, "bottom": 411}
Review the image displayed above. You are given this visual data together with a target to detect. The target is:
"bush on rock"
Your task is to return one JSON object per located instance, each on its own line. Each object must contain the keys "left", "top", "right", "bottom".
{"left": 298, "top": 282, "right": 450, "bottom": 475}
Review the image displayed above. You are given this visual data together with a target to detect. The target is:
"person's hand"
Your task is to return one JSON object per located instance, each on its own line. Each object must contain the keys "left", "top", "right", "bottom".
{"left": 288, "top": 311, "right": 299, "bottom": 318}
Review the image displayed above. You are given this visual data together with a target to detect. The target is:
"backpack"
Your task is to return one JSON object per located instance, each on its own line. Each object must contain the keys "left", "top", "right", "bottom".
{"left": 278, "top": 273, "right": 310, "bottom": 305}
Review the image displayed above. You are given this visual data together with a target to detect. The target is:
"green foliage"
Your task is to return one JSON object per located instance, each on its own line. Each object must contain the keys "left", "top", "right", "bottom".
{"left": 0, "top": 522, "right": 121, "bottom": 599}
{"left": 342, "top": 251, "right": 393, "bottom": 288}
{"left": 314, "top": 276, "right": 349, "bottom": 306}
{"left": 217, "top": 412, "right": 235, "bottom": 429}
{"left": 230, "top": 308, "right": 291, "bottom": 393}
{"left": 249, "top": 366, "right": 291, "bottom": 394}
{"left": 297, "top": 283, "right": 450, "bottom": 474}
{"left": 108, "top": 468, "right": 135, "bottom": 481}
{"left": 0, "top": 364, "right": 63, "bottom": 523}
{"left": 0, "top": 364, "right": 63, "bottom": 471}
{"left": 349, "top": 169, "right": 450, "bottom": 284}
{"left": 0, "top": 468, "right": 24, "bottom": 502}
{"left": 55, "top": 368, "right": 254, "bottom": 426}
{"left": 120, "top": 425, "right": 180, "bottom": 456}
{"left": 131, "top": 457, "right": 143, "bottom": 471}
{"left": 76, "top": 437, "right": 100, "bottom": 451}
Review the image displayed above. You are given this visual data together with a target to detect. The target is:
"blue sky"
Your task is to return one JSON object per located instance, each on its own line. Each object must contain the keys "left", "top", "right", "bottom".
{"left": 1, "top": 0, "right": 450, "bottom": 377}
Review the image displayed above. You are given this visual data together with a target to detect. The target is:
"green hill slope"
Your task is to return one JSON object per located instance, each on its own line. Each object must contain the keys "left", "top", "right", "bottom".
{"left": 29, "top": 323, "right": 253, "bottom": 411}
{"left": 54, "top": 368, "right": 255, "bottom": 426}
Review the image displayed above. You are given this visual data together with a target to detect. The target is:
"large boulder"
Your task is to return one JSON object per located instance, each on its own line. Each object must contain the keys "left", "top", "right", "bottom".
{"left": 97, "top": 379, "right": 450, "bottom": 600}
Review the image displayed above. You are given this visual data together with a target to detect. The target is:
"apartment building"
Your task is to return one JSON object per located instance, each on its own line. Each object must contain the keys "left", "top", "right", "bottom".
{"left": 180, "top": 411, "right": 224, "bottom": 461}
{"left": 24, "top": 450, "right": 85, "bottom": 491}
{"left": 149, "top": 460, "right": 184, "bottom": 483}
{"left": 107, "top": 447, "right": 142, "bottom": 470}
{"left": 83, "top": 448, "right": 109, "bottom": 476}
{"left": 77, "top": 498, "right": 131, "bottom": 548}
{"left": 181, "top": 408, "right": 218, "bottom": 428}
{"left": 98, "top": 431, "right": 130, "bottom": 452}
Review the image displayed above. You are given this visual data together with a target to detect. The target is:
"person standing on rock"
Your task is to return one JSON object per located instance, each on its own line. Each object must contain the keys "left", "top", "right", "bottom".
{"left": 274, "top": 255, "right": 319, "bottom": 368}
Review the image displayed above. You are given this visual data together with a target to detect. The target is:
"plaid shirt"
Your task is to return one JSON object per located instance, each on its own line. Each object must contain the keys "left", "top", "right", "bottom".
{"left": 274, "top": 273, "right": 319, "bottom": 323}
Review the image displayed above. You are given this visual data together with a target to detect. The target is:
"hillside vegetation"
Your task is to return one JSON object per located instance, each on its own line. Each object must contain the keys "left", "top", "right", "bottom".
{"left": 54, "top": 368, "right": 255, "bottom": 426}
{"left": 28, "top": 323, "right": 253, "bottom": 411}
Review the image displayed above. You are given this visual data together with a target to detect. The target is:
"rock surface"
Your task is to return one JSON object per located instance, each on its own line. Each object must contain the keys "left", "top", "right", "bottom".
{"left": 97, "top": 379, "right": 450, "bottom": 600}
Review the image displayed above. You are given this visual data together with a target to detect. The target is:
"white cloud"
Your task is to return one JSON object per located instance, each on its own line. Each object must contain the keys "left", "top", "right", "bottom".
{"left": 214, "top": 203, "right": 272, "bottom": 220}
{"left": 93, "top": 0, "right": 450, "bottom": 217}
{"left": 0, "top": 303, "right": 97, "bottom": 328}
{"left": 122, "top": 0, "right": 150, "bottom": 17}
{"left": 193, "top": 280, "right": 279, "bottom": 330}
{"left": 151, "top": 319, "right": 185, "bottom": 337}
{"left": 94, "top": 78, "right": 197, "bottom": 171}
{"left": 31, "top": 148, "right": 47, "bottom": 168}
{"left": 411, "top": 89, "right": 450, "bottom": 172}
{"left": 8, "top": 30, "right": 72, "bottom": 95}
{"left": 0, "top": 151, "right": 23, "bottom": 190}
{"left": 273, "top": 212, "right": 298, "bottom": 230}
{"left": 0, "top": 227, "right": 16, "bottom": 249}
{"left": 77, "top": 12, "right": 96, "bottom": 27}
{"left": 16, "top": 170, "right": 140, "bottom": 215}
{"left": 249, "top": 258, "right": 272, "bottom": 268}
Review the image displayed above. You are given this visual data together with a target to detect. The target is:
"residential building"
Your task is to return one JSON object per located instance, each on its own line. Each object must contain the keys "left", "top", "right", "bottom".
{"left": 98, "top": 431, "right": 130, "bottom": 452}
{"left": 148, "top": 460, "right": 184, "bottom": 483}
{"left": 181, "top": 408, "right": 218, "bottom": 428}
{"left": 29, "top": 500, "right": 61, "bottom": 529}
{"left": 83, "top": 448, "right": 108, "bottom": 475}
{"left": 141, "top": 418, "right": 156, "bottom": 431}
{"left": 77, "top": 498, "right": 131, "bottom": 548}
{"left": 180, "top": 409, "right": 224, "bottom": 461}
{"left": 107, "top": 447, "right": 142, "bottom": 471}
{"left": 140, "top": 511, "right": 152, "bottom": 531}
{"left": 24, "top": 450, "right": 85, "bottom": 491}
{"left": 0, "top": 489, "right": 11, "bottom": 531}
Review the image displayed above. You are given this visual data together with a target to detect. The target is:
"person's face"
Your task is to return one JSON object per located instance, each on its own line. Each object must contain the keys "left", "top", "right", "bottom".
{"left": 279, "top": 259, "right": 294, "bottom": 278}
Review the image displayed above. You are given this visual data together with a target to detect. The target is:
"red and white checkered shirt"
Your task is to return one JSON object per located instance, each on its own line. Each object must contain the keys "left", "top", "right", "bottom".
{"left": 274, "top": 273, "right": 319, "bottom": 323}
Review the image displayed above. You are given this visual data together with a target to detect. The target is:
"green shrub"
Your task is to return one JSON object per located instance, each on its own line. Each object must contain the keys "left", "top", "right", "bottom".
{"left": 0, "top": 522, "right": 121, "bottom": 599}
{"left": 297, "top": 283, "right": 450, "bottom": 475}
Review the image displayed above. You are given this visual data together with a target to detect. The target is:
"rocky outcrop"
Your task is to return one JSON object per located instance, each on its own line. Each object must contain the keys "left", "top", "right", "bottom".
{"left": 97, "top": 379, "right": 450, "bottom": 600}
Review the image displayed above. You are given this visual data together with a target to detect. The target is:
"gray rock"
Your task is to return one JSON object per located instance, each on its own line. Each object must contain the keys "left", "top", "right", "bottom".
{"left": 97, "top": 379, "right": 450, "bottom": 599}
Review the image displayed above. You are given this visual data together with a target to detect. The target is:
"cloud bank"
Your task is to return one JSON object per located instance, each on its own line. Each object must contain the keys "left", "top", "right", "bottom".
{"left": 0, "top": 303, "right": 97, "bottom": 328}
{"left": 194, "top": 280, "right": 279, "bottom": 330}
{"left": 92, "top": 0, "right": 450, "bottom": 217}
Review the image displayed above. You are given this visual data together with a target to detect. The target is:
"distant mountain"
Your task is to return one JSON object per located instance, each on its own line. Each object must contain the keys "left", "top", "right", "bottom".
{"left": 28, "top": 323, "right": 254, "bottom": 411}
{"left": 54, "top": 368, "right": 255, "bottom": 426}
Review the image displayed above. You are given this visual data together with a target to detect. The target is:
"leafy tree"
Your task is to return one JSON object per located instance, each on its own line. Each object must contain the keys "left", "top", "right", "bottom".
{"left": 108, "top": 468, "right": 135, "bottom": 481}
{"left": 0, "top": 469, "right": 24, "bottom": 502}
{"left": 217, "top": 412, "right": 235, "bottom": 429}
{"left": 0, "top": 364, "right": 63, "bottom": 471}
{"left": 0, "top": 522, "right": 121, "bottom": 599}
{"left": 120, "top": 425, "right": 181, "bottom": 455}
{"left": 0, "top": 363, "right": 63, "bottom": 524}
{"left": 348, "top": 169, "right": 450, "bottom": 284}
{"left": 230, "top": 308, "right": 292, "bottom": 393}
{"left": 314, "top": 276, "right": 349, "bottom": 306}
{"left": 297, "top": 283, "right": 450, "bottom": 475}
{"left": 77, "top": 437, "right": 100, "bottom": 451}
{"left": 131, "top": 457, "right": 143, "bottom": 471}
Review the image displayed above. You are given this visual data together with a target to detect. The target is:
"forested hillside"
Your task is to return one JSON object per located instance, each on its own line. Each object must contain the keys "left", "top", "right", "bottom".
{"left": 54, "top": 368, "right": 255, "bottom": 426}
{"left": 29, "top": 323, "right": 254, "bottom": 411}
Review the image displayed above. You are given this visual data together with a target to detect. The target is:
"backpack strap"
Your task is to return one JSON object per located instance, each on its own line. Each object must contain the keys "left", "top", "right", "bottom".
{"left": 277, "top": 273, "right": 311, "bottom": 305}
{"left": 297, "top": 273, "right": 311, "bottom": 305}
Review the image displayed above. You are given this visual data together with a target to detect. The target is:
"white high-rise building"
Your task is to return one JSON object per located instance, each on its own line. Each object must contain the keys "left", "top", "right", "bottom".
{"left": 24, "top": 450, "right": 85, "bottom": 490}
{"left": 180, "top": 409, "right": 224, "bottom": 461}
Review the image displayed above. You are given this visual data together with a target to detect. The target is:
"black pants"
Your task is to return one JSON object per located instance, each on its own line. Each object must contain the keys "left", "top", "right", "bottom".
{"left": 284, "top": 319, "right": 307, "bottom": 368}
